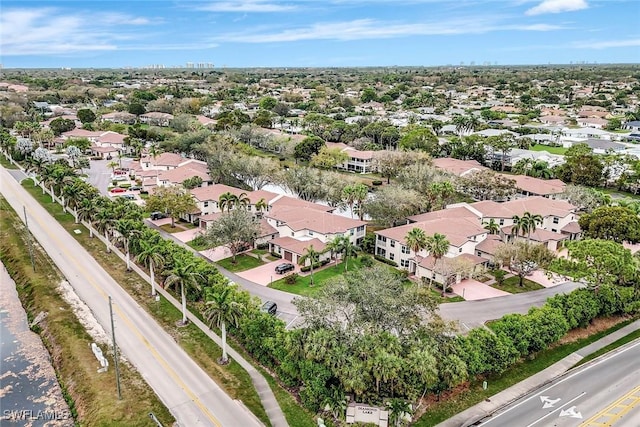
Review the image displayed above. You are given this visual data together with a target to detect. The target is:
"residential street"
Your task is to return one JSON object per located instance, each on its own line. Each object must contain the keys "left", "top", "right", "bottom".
{"left": 478, "top": 339, "right": 640, "bottom": 427}
{"left": 0, "top": 166, "right": 261, "bottom": 427}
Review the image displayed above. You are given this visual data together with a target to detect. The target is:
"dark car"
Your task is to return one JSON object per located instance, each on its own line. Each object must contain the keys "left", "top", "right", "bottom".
{"left": 274, "top": 263, "right": 295, "bottom": 274}
{"left": 260, "top": 301, "right": 278, "bottom": 316}
{"left": 150, "top": 211, "right": 167, "bottom": 220}
{"left": 129, "top": 185, "right": 142, "bottom": 191}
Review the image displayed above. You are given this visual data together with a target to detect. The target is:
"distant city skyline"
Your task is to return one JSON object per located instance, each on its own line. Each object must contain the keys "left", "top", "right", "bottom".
{"left": 1, "top": 0, "right": 639, "bottom": 69}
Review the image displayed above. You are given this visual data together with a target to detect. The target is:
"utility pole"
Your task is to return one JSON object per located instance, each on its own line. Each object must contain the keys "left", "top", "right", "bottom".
{"left": 23, "top": 206, "right": 36, "bottom": 272}
{"left": 109, "top": 296, "right": 122, "bottom": 400}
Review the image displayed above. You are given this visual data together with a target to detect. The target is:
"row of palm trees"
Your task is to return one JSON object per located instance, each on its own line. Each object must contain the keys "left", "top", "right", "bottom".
{"left": 482, "top": 211, "right": 544, "bottom": 242}
{"left": 29, "top": 161, "right": 249, "bottom": 364}
{"left": 218, "top": 191, "right": 268, "bottom": 214}
{"left": 404, "top": 228, "right": 450, "bottom": 293}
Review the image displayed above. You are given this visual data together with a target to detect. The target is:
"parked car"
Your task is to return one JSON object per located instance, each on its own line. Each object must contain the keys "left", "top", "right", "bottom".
{"left": 274, "top": 263, "right": 295, "bottom": 274}
{"left": 150, "top": 211, "right": 167, "bottom": 220}
{"left": 129, "top": 186, "right": 142, "bottom": 191}
{"left": 260, "top": 301, "right": 277, "bottom": 316}
{"left": 110, "top": 187, "right": 126, "bottom": 193}
{"left": 119, "top": 194, "right": 136, "bottom": 200}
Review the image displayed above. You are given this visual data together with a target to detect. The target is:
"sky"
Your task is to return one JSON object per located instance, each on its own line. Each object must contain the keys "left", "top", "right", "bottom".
{"left": 1, "top": 0, "right": 639, "bottom": 69}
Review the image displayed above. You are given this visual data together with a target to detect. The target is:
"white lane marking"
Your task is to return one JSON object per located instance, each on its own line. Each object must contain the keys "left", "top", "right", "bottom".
{"left": 559, "top": 406, "right": 582, "bottom": 419}
{"left": 540, "top": 396, "right": 561, "bottom": 408}
{"left": 526, "top": 392, "right": 586, "bottom": 427}
{"left": 482, "top": 340, "right": 640, "bottom": 425}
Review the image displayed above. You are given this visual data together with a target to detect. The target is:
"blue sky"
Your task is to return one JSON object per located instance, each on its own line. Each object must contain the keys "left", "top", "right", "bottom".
{"left": 1, "top": 0, "right": 639, "bottom": 68}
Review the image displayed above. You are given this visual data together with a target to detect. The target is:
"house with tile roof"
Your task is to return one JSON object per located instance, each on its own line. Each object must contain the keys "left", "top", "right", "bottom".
{"left": 325, "top": 142, "right": 375, "bottom": 173}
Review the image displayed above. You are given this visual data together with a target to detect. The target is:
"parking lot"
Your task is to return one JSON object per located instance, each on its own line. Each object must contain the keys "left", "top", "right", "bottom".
{"left": 236, "top": 260, "right": 301, "bottom": 286}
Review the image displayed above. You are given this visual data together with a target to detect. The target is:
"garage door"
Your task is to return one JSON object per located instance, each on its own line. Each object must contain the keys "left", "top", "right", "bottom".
{"left": 284, "top": 251, "right": 293, "bottom": 261}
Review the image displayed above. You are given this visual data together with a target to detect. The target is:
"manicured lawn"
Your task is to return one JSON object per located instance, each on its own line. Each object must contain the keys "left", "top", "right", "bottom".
{"left": 216, "top": 254, "right": 265, "bottom": 272}
{"left": 414, "top": 317, "right": 637, "bottom": 426}
{"left": 0, "top": 153, "right": 18, "bottom": 169}
{"left": 251, "top": 248, "right": 268, "bottom": 256}
{"left": 187, "top": 238, "right": 208, "bottom": 251}
{"left": 491, "top": 275, "right": 544, "bottom": 294}
{"left": 269, "top": 258, "right": 365, "bottom": 297}
{"left": 530, "top": 144, "right": 568, "bottom": 155}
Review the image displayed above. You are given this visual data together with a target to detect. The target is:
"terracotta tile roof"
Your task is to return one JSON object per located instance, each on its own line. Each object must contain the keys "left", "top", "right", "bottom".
{"left": 377, "top": 217, "right": 485, "bottom": 247}
{"left": 407, "top": 206, "right": 479, "bottom": 223}
{"left": 247, "top": 189, "right": 280, "bottom": 204}
{"left": 500, "top": 196, "right": 575, "bottom": 218}
{"left": 432, "top": 157, "right": 488, "bottom": 176}
{"left": 62, "top": 129, "right": 102, "bottom": 139}
{"left": 269, "top": 195, "right": 335, "bottom": 213}
{"left": 97, "top": 131, "right": 126, "bottom": 145}
{"left": 190, "top": 184, "right": 245, "bottom": 202}
{"left": 418, "top": 253, "right": 488, "bottom": 272}
{"left": 152, "top": 152, "right": 185, "bottom": 167}
{"left": 157, "top": 163, "right": 211, "bottom": 185}
{"left": 258, "top": 219, "right": 278, "bottom": 238}
{"left": 266, "top": 207, "right": 366, "bottom": 234}
{"left": 561, "top": 221, "right": 581, "bottom": 233}
{"left": 475, "top": 234, "right": 503, "bottom": 255}
{"left": 469, "top": 200, "right": 515, "bottom": 218}
{"left": 497, "top": 174, "right": 565, "bottom": 196}
{"left": 269, "top": 236, "right": 326, "bottom": 256}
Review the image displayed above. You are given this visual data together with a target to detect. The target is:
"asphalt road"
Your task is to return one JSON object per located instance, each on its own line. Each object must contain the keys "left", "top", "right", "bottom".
{"left": 478, "top": 339, "right": 640, "bottom": 427}
{"left": 0, "top": 166, "right": 260, "bottom": 427}
{"left": 438, "top": 281, "right": 583, "bottom": 331}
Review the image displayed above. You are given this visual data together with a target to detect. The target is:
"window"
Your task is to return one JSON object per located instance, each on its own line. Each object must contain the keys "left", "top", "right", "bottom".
{"left": 401, "top": 246, "right": 410, "bottom": 254}
{"left": 552, "top": 228, "right": 557, "bottom": 233}
{"left": 357, "top": 225, "right": 365, "bottom": 232}
{"left": 350, "top": 229, "right": 354, "bottom": 235}
{"left": 204, "top": 201, "right": 209, "bottom": 207}
{"left": 553, "top": 217, "right": 559, "bottom": 224}
{"left": 308, "top": 231, "right": 314, "bottom": 236}
{"left": 377, "top": 235, "right": 387, "bottom": 243}
{"left": 291, "top": 232, "right": 294, "bottom": 236}
{"left": 376, "top": 248, "right": 386, "bottom": 257}
{"left": 477, "top": 251, "right": 482, "bottom": 257}
{"left": 499, "top": 219, "right": 504, "bottom": 225}
{"left": 401, "top": 259, "right": 409, "bottom": 267}
{"left": 458, "top": 247, "right": 462, "bottom": 253}
{"left": 390, "top": 240, "right": 396, "bottom": 248}
{"left": 389, "top": 253, "right": 395, "bottom": 261}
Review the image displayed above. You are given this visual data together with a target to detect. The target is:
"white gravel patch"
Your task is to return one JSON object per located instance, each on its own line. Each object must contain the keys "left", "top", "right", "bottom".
{"left": 56, "top": 280, "right": 110, "bottom": 345}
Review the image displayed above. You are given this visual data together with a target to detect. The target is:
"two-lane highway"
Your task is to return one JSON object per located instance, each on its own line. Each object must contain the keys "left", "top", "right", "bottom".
{"left": 478, "top": 339, "right": 640, "bottom": 427}
{"left": 1, "top": 166, "right": 261, "bottom": 426}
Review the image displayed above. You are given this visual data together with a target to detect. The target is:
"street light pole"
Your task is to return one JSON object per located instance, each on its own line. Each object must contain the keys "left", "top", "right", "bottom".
{"left": 109, "top": 296, "right": 122, "bottom": 400}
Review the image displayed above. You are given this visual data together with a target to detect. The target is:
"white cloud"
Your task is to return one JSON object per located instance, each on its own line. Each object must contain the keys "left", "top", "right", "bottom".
{"left": 526, "top": 0, "right": 588, "bottom": 16}
{"left": 197, "top": 1, "right": 297, "bottom": 12}
{"left": 572, "top": 38, "right": 640, "bottom": 49}
{"left": 218, "top": 18, "right": 565, "bottom": 43}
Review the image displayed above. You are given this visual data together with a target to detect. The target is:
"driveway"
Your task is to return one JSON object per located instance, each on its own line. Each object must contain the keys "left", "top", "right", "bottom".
{"left": 451, "top": 279, "right": 510, "bottom": 301}
{"left": 236, "top": 260, "right": 300, "bottom": 286}
{"left": 172, "top": 228, "right": 202, "bottom": 243}
{"left": 87, "top": 158, "right": 132, "bottom": 196}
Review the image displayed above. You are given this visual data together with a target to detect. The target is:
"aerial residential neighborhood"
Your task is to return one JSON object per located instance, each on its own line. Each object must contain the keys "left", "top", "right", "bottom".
{"left": 2, "top": 1, "right": 640, "bottom": 427}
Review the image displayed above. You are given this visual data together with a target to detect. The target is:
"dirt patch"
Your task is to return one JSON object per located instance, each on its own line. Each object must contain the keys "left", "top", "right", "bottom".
{"left": 556, "top": 316, "right": 629, "bottom": 345}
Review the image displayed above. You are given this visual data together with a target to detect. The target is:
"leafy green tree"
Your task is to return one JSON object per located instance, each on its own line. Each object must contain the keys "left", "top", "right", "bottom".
{"left": 405, "top": 227, "right": 428, "bottom": 261}
{"left": 205, "top": 285, "right": 245, "bottom": 364}
{"left": 360, "top": 87, "right": 378, "bottom": 103}
{"left": 554, "top": 143, "right": 604, "bottom": 187}
{"left": 457, "top": 170, "right": 517, "bottom": 201}
{"left": 204, "top": 209, "right": 260, "bottom": 262}
{"left": 399, "top": 127, "right": 439, "bottom": 154}
{"left": 259, "top": 96, "right": 278, "bottom": 111}
{"left": 563, "top": 239, "right": 637, "bottom": 289}
{"left": 128, "top": 102, "right": 146, "bottom": 116}
{"left": 145, "top": 186, "right": 197, "bottom": 228}
{"left": 337, "top": 236, "right": 359, "bottom": 272}
{"left": 182, "top": 176, "right": 203, "bottom": 190}
{"left": 49, "top": 117, "right": 76, "bottom": 136}
{"left": 253, "top": 109, "right": 274, "bottom": 128}
{"left": 363, "top": 185, "right": 424, "bottom": 227}
{"left": 483, "top": 218, "right": 500, "bottom": 235}
{"left": 341, "top": 183, "right": 368, "bottom": 219}
{"left": 310, "top": 147, "right": 349, "bottom": 169}
{"left": 77, "top": 108, "right": 96, "bottom": 124}
{"left": 494, "top": 241, "right": 555, "bottom": 287}
{"left": 294, "top": 136, "right": 325, "bottom": 162}
{"left": 164, "top": 259, "right": 202, "bottom": 324}
{"left": 578, "top": 206, "right": 640, "bottom": 243}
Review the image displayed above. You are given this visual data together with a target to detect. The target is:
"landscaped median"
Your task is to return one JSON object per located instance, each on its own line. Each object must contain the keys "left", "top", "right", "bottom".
{"left": 0, "top": 197, "right": 175, "bottom": 427}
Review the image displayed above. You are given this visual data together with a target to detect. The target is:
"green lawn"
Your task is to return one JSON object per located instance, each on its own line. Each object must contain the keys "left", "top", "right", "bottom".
{"left": 251, "top": 248, "right": 268, "bottom": 256}
{"left": 269, "top": 258, "right": 365, "bottom": 297}
{"left": 187, "top": 238, "right": 208, "bottom": 251}
{"left": 0, "top": 153, "right": 18, "bottom": 169}
{"left": 530, "top": 144, "right": 568, "bottom": 155}
{"left": 573, "top": 328, "right": 640, "bottom": 368}
{"left": 414, "top": 317, "right": 637, "bottom": 426}
{"left": 216, "top": 254, "right": 265, "bottom": 272}
{"left": 491, "top": 275, "right": 544, "bottom": 294}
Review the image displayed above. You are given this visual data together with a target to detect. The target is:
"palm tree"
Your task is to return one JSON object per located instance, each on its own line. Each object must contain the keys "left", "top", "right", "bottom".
{"left": 107, "top": 160, "right": 119, "bottom": 173}
{"left": 76, "top": 197, "right": 96, "bottom": 235}
{"left": 62, "top": 180, "right": 85, "bottom": 222}
{"left": 511, "top": 214, "right": 528, "bottom": 240}
{"left": 236, "top": 192, "right": 250, "bottom": 210}
{"left": 94, "top": 208, "right": 115, "bottom": 252}
{"left": 218, "top": 192, "right": 238, "bottom": 212}
{"left": 342, "top": 185, "right": 357, "bottom": 218}
{"left": 254, "top": 197, "right": 268, "bottom": 216}
{"left": 114, "top": 219, "right": 142, "bottom": 271}
{"left": 522, "top": 212, "right": 543, "bottom": 242}
{"left": 299, "top": 245, "right": 321, "bottom": 286}
{"left": 352, "top": 183, "right": 369, "bottom": 221}
{"left": 325, "top": 237, "right": 343, "bottom": 267}
{"left": 134, "top": 240, "right": 165, "bottom": 296}
{"left": 164, "top": 260, "right": 202, "bottom": 325}
{"left": 483, "top": 218, "right": 501, "bottom": 235}
{"left": 426, "top": 233, "right": 450, "bottom": 295}
{"left": 339, "top": 236, "right": 359, "bottom": 272}
{"left": 405, "top": 227, "right": 428, "bottom": 263}
{"left": 204, "top": 285, "right": 244, "bottom": 364}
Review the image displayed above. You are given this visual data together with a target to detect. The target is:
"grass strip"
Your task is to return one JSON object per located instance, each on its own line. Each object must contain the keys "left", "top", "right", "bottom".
{"left": 21, "top": 180, "right": 272, "bottom": 425}
{"left": 573, "top": 329, "right": 640, "bottom": 368}
{"left": 491, "top": 276, "right": 544, "bottom": 294}
{"left": 414, "top": 317, "right": 637, "bottom": 426}
{"left": 216, "top": 254, "right": 265, "bottom": 272}
{"left": 0, "top": 196, "right": 175, "bottom": 427}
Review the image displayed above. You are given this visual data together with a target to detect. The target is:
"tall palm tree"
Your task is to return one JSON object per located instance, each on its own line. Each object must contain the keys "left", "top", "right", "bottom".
{"left": 483, "top": 219, "right": 500, "bottom": 235}
{"left": 76, "top": 197, "right": 96, "bottom": 234}
{"left": 352, "top": 183, "right": 369, "bottom": 221}
{"left": 325, "top": 237, "right": 343, "bottom": 267}
{"left": 204, "top": 285, "right": 244, "bottom": 364}
{"left": 164, "top": 259, "right": 202, "bottom": 325}
{"left": 218, "top": 192, "right": 238, "bottom": 212}
{"left": 426, "top": 233, "right": 450, "bottom": 295}
{"left": 236, "top": 192, "right": 250, "bottom": 210}
{"left": 405, "top": 227, "right": 428, "bottom": 263}
{"left": 299, "top": 245, "right": 321, "bottom": 286}
{"left": 522, "top": 212, "right": 543, "bottom": 242}
{"left": 107, "top": 160, "right": 119, "bottom": 173}
{"left": 114, "top": 219, "right": 142, "bottom": 271}
{"left": 511, "top": 214, "right": 528, "bottom": 240}
{"left": 94, "top": 208, "right": 115, "bottom": 252}
{"left": 339, "top": 236, "right": 359, "bottom": 272}
{"left": 62, "top": 180, "right": 86, "bottom": 222}
{"left": 135, "top": 241, "right": 165, "bottom": 296}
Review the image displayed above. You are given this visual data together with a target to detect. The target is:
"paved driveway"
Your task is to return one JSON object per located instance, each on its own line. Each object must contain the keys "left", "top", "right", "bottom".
{"left": 236, "top": 260, "right": 300, "bottom": 286}
{"left": 451, "top": 279, "right": 510, "bottom": 301}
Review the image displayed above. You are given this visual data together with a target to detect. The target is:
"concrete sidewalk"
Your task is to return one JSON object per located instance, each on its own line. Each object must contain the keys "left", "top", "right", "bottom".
{"left": 438, "top": 319, "right": 640, "bottom": 427}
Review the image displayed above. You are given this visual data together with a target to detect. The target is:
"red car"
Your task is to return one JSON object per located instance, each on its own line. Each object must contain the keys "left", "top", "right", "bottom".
{"left": 110, "top": 187, "right": 127, "bottom": 193}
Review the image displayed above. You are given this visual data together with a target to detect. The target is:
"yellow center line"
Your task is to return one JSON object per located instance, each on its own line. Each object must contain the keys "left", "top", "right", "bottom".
{"left": 4, "top": 177, "right": 222, "bottom": 427}
{"left": 580, "top": 385, "right": 640, "bottom": 427}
